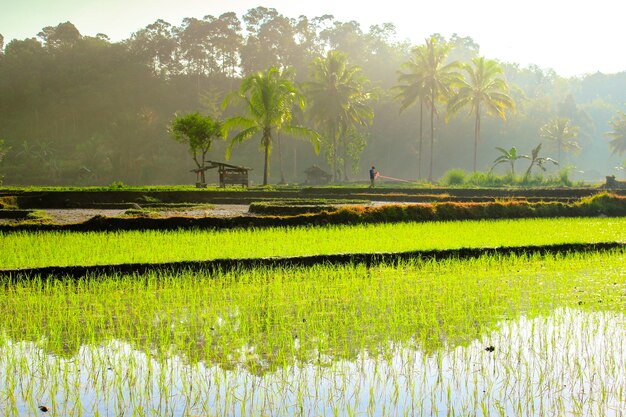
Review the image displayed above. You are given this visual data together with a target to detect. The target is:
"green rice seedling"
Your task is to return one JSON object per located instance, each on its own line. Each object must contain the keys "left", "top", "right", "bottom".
{"left": 2, "top": 217, "right": 626, "bottom": 268}
{"left": 0, "top": 249, "right": 625, "bottom": 415}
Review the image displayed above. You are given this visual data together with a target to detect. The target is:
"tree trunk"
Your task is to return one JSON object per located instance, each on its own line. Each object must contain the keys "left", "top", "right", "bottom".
{"left": 331, "top": 125, "right": 338, "bottom": 182}
{"left": 343, "top": 134, "right": 349, "bottom": 182}
{"left": 418, "top": 100, "right": 423, "bottom": 180}
{"left": 429, "top": 98, "right": 435, "bottom": 182}
{"left": 200, "top": 150, "right": 207, "bottom": 183}
{"left": 293, "top": 145, "right": 297, "bottom": 180}
{"left": 263, "top": 129, "right": 271, "bottom": 185}
{"left": 277, "top": 132, "right": 285, "bottom": 184}
{"left": 473, "top": 103, "right": 480, "bottom": 172}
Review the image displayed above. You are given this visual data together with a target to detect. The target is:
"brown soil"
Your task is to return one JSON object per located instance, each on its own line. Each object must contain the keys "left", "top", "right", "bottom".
{"left": 2, "top": 205, "right": 251, "bottom": 225}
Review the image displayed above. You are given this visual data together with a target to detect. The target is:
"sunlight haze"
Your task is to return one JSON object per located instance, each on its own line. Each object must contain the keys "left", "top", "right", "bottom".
{"left": 2, "top": 0, "right": 623, "bottom": 77}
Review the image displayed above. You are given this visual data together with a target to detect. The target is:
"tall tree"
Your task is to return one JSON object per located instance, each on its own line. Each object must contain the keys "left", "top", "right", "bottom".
{"left": 170, "top": 112, "right": 222, "bottom": 183}
{"left": 413, "top": 36, "right": 461, "bottom": 181}
{"left": 240, "top": 7, "right": 297, "bottom": 74}
{"left": 129, "top": 19, "right": 180, "bottom": 77}
{"left": 447, "top": 57, "right": 515, "bottom": 171}
{"left": 319, "top": 21, "right": 367, "bottom": 64}
{"left": 605, "top": 111, "right": 626, "bottom": 156}
{"left": 38, "top": 22, "right": 81, "bottom": 49}
{"left": 395, "top": 44, "right": 428, "bottom": 179}
{"left": 207, "top": 12, "right": 243, "bottom": 78}
{"left": 176, "top": 17, "right": 212, "bottom": 77}
{"left": 223, "top": 67, "right": 319, "bottom": 185}
{"left": 539, "top": 117, "right": 580, "bottom": 164}
{"left": 305, "top": 50, "right": 373, "bottom": 181}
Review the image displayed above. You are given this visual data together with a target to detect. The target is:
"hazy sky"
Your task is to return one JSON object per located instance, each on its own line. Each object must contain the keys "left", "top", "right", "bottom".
{"left": 1, "top": 0, "right": 623, "bottom": 77}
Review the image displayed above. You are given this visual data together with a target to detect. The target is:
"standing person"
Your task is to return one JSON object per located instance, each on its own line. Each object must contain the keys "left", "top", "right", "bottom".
{"left": 369, "top": 166, "right": 378, "bottom": 188}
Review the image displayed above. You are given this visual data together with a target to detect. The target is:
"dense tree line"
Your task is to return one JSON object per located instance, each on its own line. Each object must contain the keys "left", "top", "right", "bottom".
{"left": 0, "top": 7, "right": 625, "bottom": 186}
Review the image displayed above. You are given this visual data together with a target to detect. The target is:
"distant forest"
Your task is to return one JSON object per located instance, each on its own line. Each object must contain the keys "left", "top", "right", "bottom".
{"left": 1, "top": 6, "right": 625, "bottom": 186}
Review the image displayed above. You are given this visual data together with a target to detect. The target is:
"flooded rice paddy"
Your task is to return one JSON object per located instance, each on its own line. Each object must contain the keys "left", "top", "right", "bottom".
{"left": 0, "top": 250, "right": 625, "bottom": 416}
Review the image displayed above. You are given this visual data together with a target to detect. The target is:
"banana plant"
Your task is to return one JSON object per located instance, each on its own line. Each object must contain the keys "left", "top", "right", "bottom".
{"left": 523, "top": 143, "right": 558, "bottom": 177}
{"left": 491, "top": 146, "right": 525, "bottom": 176}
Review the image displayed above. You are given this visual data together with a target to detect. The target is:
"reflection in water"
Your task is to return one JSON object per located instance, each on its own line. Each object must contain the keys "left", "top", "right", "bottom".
{"left": 1, "top": 307, "right": 625, "bottom": 416}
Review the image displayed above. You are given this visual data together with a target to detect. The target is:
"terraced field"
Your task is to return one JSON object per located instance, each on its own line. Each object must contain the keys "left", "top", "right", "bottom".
{"left": 1, "top": 211, "right": 626, "bottom": 416}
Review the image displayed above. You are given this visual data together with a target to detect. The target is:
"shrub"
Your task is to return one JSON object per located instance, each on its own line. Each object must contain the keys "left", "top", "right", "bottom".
{"left": 556, "top": 169, "right": 573, "bottom": 187}
{"left": 466, "top": 171, "right": 505, "bottom": 187}
{"left": 434, "top": 202, "right": 482, "bottom": 220}
{"left": 404, "top": 204, "right": 436, "bottom": 221}
{"left": 535, "top": 202, "right": 569, "bottom": 217}
{"left": 578, "top": 192, "right": 626, "bottom": 216}
{"left": 439, "top": 169, "right": 467, "bottom": 186}
{"left": 484, "top": 202, "right": 512, "bottom": 219}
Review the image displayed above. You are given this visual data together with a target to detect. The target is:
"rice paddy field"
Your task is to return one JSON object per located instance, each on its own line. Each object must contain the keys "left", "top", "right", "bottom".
{"left": 1, "top": 217, "right": 626, "bottom": 416}
{"left": 2, "top": 217, "right": 626, "bottom": 268}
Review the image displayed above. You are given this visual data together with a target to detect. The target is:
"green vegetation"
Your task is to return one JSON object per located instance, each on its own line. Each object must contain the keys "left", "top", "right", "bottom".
{"left": 1, "top": 13, "right": 625, "bottom": 187}
{"left": 0, "top": 250, "right": 625, "bottom": 415}
{"left": 0, "top": 196, "right": 17, "bottom": 209}
{"left": 414, "top": 36, "right": 461, "bottom": 181}
{"left": 523, "top": 143, "right": 559, "bottom": 177}
{"left": 606, "top": 111, "right": 626, "bottom": 155}
{"left": 447, "top": 56, "right": 515, "bottom": 172}
{"left": 439, "top": 167, "right": 579, "bottom": 187}
{"left": 539, "top": 117, "right": 580, "bottom": 164}
{"left": 170, "top": 112, "right": 223, "bottom": 184}
{"left": 395, "top": 47, "right": 428, "bottom": 179}
{"left": 3, "top": 217, "right": 626, "bottom": 269}
{"left": 306, "top": 50, "right": 374, "bottom": 181}
{"left": 490, "top": 146, "right": 524, "bottom": 175}
{"left": 2, "top": 8, "right": 626, "bottom": 415}
{"left": 223, "top": 67, "right": 319, "bottom": 185}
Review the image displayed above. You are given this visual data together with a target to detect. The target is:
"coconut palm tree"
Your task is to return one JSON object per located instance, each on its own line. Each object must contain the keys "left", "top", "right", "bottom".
{"left": 305, "top": 50, "right": 373, "bottom": 182}
{"left": 447, "top": 57, "right": 515, "bottom": 172}
{"left": 539, "top": 117, "right": 580, "bottom": 164}
{"left": 223, "top": 67, "right": 319, "bottom": 185}
{"left": 395, "top": 45, "right": 428, "bottom": 179}
{"left": 605, "top": 111, "right": 626, "bottom": 156}
{"left": 412, "top": 36, "right": 461, "bottom": 182}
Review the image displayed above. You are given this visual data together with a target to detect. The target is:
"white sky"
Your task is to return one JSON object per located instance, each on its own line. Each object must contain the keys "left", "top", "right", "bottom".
{"left": 1, "top": 0, "right": 623, "bottom": 77}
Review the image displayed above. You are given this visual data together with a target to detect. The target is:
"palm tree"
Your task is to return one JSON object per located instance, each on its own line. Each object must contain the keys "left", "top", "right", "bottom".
{"left": 491, "top": 146, "right": 524, "bottom": 176}
{"left": 412, "top": 36, "right": 461, "bottom": 182}
{"left": 447, "top": 57, "right": 515, "bottom": 172}
{"left": 395, "top": 45, "right": 428, "bottom": 179}
{"left": 605, "top": 111, "right": 626, "bottom": 156}
{"left": 539, "top": 117, "right": 580, "bottom": 164}
{"left": 305, "top": 50, "right": 373, "bottom": 182}
{"left": 223, "top": 67, "right": 319, "bottom": 185}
